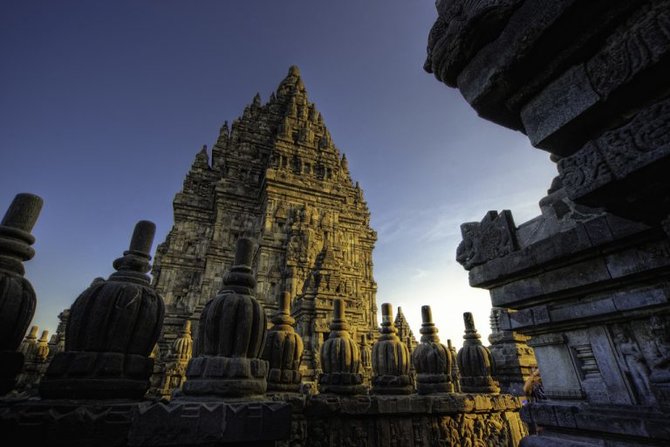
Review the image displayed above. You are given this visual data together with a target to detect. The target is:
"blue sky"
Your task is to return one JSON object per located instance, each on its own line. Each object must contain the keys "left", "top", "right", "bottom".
{"left": 1, "top": 1, "right": 557, "bottom": 347}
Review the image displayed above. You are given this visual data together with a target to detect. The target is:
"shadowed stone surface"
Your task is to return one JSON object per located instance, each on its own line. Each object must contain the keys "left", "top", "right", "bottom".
{"left": 426, "top": 0, "right": 670, "bottom": 225}
{"left": 40, "top": 221, "right": 164, "bottom": 400}
{"left": 0, "top": 193, "right": 43, "bottom": 395}
{"left": 426, "top": 1, "right": 670, "bottom": 444}
{"left": 179, "top": 237, "right": 268, "bottom": 398}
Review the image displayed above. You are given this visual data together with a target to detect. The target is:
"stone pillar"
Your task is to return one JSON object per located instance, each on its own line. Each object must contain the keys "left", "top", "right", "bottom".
{"left": 371, "top": 303, "right": 413, "bottom": 395}
{"left": 0, "top": 193, "right": 42, "bottom": 395}
{"left": 411, "top": 305, "right": 456, "bottom": 394}
{"left": 180, "top": 237, "right": 268, "bottom": 398}
{"left": 40, "top": 220, "right": 165, "bottom": 399}
{"left": 262, "top": 291, "right": 304, "bottom": 392}
{"left": 458, "top": 312, "right": 500, "bottom": 394}
{"left": 318, "top": 298, "right": 367, "bottom": 394}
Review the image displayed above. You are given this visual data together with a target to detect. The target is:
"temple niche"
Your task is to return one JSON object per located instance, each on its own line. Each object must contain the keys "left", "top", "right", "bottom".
{"left": 151, "top": 66, "right": 378, "bottom": 393}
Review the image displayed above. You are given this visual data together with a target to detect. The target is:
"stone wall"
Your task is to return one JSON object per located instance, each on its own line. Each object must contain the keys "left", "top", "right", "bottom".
{"left": 425, "top": 0, "right": 670, "bottom": 445}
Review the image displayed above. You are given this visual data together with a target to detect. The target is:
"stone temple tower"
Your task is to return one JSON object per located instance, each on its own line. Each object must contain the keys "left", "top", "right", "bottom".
{"left": 152, "top": 66, "right": 378, "bottom": 387}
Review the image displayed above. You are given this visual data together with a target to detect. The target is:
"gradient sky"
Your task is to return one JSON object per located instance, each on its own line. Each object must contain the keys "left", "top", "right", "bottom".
{"left": 1, "top": 1, "right": 557, "bottom": 347}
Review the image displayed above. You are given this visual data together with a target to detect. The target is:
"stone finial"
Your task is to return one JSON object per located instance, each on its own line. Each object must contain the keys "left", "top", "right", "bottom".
{"left": 181, "top": 237, "right": 268, "bottom": 398}
{"left": 110, "top": 220, "right": 155, "bottom": 283}
{"left": 40, "top": 220, "right": 165, "bottom": 399}
{"left": 371, "top": 303, "right": 413, "bottom": 394}
{"left": 447, "top": 339, "right": 461, "bottom": 392}
{"left": 319, "top": 298, "right": 367, "bottom": 394}
{"left": 261, "top": 291, "right": 304, "bottom": 392}
{"left": 411, "top": 305, "right": 455, "bottom": 394}
{"left": 457, "top": 312, "right": 500, "bottom": 394}
{"left": 19, "top": 325, "right": 39, "bottom": 358}
{"left": 159, "top": 321, "right": 192, "bottom": 397}
{"left": 0, "top": 193, "right": 43, "bottom": 394}
{"left": 173, "top": 320, "right": 193, "bottom": 363}
{"left": 35, "top": 330, "right": 50, "bottom": 363}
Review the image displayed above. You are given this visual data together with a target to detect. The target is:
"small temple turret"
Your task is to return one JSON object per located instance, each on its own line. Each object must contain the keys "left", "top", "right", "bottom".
{"left": 318, "top": 298, "right": 367, "bottom": 394}
{"left": 40, "top": 220, "right": 165, "bottom": 399}
{"left": 371, "top": 303, "right": 413, "bottom": 394}
{"left": 180, "top": 238, "right": 268, "bottom": 398}
{"left": 262, "top": 291, "right": 304, "bottom": 392}
{"left": 457, "top": 312, "right": 499, "bottom": 394}
{"left": 0, "top": 193, "right": 43, "bottom": 395}
{"left": 160, "top": 320, "right": 193, "bottom": 397}
{"left": 411, "top": 305, "right": 456, "bottom": 394}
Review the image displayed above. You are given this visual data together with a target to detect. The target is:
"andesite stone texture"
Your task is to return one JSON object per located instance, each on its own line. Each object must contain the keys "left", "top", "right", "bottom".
{"left": 371, "top": 303, "right": 413, "bottom": 395}
{"left": 411, "top": 305, "right": 456, "bottom": 394}
{"left": 318, "top": 298, "right": 366, "bottom": 395}
{"left": 262, "top": 291, "right": 304, "bottom": 392}
{"left": 0, "top": 193, "right": 42, "bottom": 395}
{"left": 179, "top": 237, "right": 268, "bottom": 398}
{"left": 488, "top": 307, "right": 537, "bottom": 396}
{"left": 426, "top": 0, "right": 670, "bottom": 226}
{"left": 151, "top": 66, "right": 378, "bottom": 394}
{"left": 426, "top": 1, "right": 670, "bottom": 444}
{"left": 457, "top": 312, "right": 500, "bottom": 394}
{"left": 40, "top": 221, "right": 164, "bottom": 400}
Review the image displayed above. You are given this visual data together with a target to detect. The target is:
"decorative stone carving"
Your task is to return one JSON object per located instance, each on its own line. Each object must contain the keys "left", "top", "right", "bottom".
{"left": 180, "top": 237, "right": 268, "bottom": 398}
{"left": 411, "top": 305, "right": 455, "bottom": 394}
{"left": 456, "top": 210, "right": 518, "bottom": 270}
{"left": 262, "top": 291, "right": 304, "bottom": 392}
{"left": 160, "top": 320, "right": 192, "bottom": 398}
{"left": 371, "top": 303, "right": 413, "bottom": 395}
{"left": 458, "top": 312, "right": 500, "bottom": 394}
{"left": 613, "top": 329, "right": 654, "bottom": 405}
{"left": 0, "top": 193, "right": 42, "bottom": 395}
{"left": 424, "top": 0, "right": 524, "bottom": 87}
{"left": 488, "top": 307, "right": 537, "bottom": 395}
{"left": 40, "top": 220, "right": 164, "bottom": 399}
{"left": 558, "top": 95, "right": 670, "bottom": 223}
{"left": 649, "top": 315, "right": 670, "bottom": 385}
{"left": 318, "top": 298, "right": 366, "bottom": 395}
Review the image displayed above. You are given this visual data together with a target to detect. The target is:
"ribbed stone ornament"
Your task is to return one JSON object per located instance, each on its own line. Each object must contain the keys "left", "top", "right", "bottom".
{"left": 180, "top": 237, "right": 268, "bottom": 398}
{"left": 0, "top": 193, "right": 43, "bottom": 394}
{"left": 457, "top": 312, "right": 500, "bottom": 394}
{"left": 40, "top": 221, "right": 165, "bottom": 399}
{"left": 319, "top": 298, "right": 367, "bottom": 394}
{"left": 371, "top": 303, "right": 413, "bottom": 394}
{"left": 262, "top": 291, "right": 304, "bottom": 392}
{"left": 411, "top": 305, "right": 455, "bottom": 394}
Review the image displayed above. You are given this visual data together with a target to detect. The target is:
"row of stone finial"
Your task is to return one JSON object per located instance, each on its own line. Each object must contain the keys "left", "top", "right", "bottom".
{"left": 311, "top": 300, "right": 499, "bottom": 396}
{"left": 0, "top": 192, "right": 497, "bottom": 400}
{"left": 0, "top": 193, "right": 165, "bottom": 398}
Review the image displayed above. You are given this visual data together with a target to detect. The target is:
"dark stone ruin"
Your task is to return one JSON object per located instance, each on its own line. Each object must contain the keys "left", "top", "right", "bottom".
{"left": 426, "top": 0, "right": 670, "bottom": 445}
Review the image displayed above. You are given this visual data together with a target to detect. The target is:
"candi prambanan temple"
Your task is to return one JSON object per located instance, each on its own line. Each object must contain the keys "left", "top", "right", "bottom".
{"left": 151, "top": 66, "right": 379, "bottom": 393}
{"left": 2, "top": 1, "right": 670, "bottom": 446}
